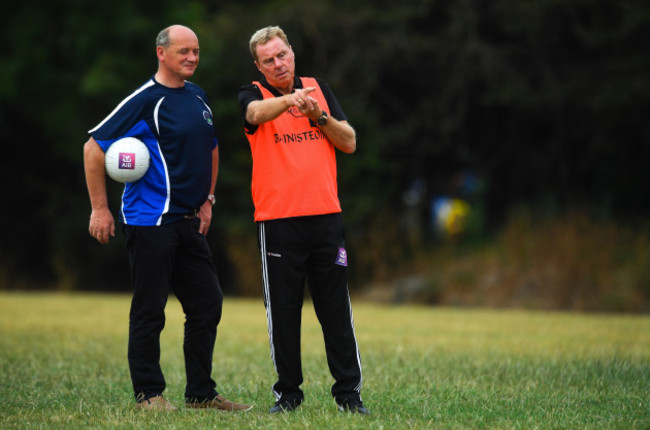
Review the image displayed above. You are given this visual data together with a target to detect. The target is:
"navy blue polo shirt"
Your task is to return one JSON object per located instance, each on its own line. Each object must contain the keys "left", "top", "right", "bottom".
{"left": 89, "top": 77, "right": 218, "bottom": 226}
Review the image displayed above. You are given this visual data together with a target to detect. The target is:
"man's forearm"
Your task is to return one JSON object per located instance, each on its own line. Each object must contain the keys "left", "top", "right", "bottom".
{"left": 245, "top": 96, "right": 292, "bottom": 125}
{"left": 321, "top": 119, "right": 356, "bottom": 154}
{"left": 83, "top": 137, "right": 109, "bottom": 210}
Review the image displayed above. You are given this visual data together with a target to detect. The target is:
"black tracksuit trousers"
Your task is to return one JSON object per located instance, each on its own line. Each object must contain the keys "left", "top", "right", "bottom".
{"left": 124, "top": 217, "right": 223, "bottom": 402}
{"left": 257, "top": 213, "right": 363, "bottom": 405}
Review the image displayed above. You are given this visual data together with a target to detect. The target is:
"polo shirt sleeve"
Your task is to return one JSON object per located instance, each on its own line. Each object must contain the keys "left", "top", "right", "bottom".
{"left": 314, "top": 78, "right": 348, "bottom": 122}
{"left": 238, "top": 84, "right": 263, "bottom": 135}
{"left": 88, "top": 94, "right": 149, "bottom": 152}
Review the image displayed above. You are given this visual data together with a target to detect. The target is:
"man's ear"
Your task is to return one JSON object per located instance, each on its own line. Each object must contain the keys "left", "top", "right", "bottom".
{"left": 156, "top": 46, "right": 166, "bottom": 62}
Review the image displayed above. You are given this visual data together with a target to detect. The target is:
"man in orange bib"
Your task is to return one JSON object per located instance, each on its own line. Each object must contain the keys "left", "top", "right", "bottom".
{"left": 238, "top": 26, "right": 369, "bottom": 415}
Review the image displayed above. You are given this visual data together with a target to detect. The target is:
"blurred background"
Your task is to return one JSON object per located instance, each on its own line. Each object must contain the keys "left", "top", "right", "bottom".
{"left": 1, "top": 0, "right": 648, "bottom": 312}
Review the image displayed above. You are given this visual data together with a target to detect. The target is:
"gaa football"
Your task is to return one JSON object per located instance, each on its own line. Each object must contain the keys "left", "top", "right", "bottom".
{"left": 104, "top": 137, "right": 150, "bottom": 183}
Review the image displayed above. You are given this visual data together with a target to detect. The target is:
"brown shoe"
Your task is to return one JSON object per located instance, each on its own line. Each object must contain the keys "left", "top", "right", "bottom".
{"left": 185, "top": 394, "right": 253, "bottom": 411}
{"left": 136, "top": 395, "right": 178, "bottom": 411}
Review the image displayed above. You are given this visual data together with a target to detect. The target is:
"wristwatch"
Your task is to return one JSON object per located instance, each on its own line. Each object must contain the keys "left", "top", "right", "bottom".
{"left": 317, "top": 111, "right": 328, "bottom": 126}
{"left": 207, "top": 194, "right": 216, "bottom": 206}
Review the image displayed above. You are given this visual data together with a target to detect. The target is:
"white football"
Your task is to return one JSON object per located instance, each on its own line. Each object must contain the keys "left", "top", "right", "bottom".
{"left": 104, "top": 137, "right": 150, "bottom": 183}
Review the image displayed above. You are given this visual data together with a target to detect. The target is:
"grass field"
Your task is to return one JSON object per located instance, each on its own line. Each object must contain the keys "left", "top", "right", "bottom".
{"left": 0, "top": 292, "right": 648, "bottom": 429}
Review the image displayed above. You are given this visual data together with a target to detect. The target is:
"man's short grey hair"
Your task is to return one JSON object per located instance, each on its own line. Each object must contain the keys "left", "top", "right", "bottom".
{"left": 156, "top": 27, "right": 172, "bottom": 48}
{"left": 249, "top": 26, "right": 290, "bottom": 62}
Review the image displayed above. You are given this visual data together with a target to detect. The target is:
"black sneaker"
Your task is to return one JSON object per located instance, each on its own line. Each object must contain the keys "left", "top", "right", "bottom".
{"left": 269, "top": 398, "right": 301, "bottom": 413}
{"left": 337, "top": 400, "right": 370, "bottom": 415}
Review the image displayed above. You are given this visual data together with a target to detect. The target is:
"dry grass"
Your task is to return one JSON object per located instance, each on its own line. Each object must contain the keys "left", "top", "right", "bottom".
{"left": 390, "top": 210, "right": 650, "bottom": 312}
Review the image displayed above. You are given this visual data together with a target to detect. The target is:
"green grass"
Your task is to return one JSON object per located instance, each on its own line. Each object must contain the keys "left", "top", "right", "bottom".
{"left": 0, "top": 292, "right": 648, "bottom": 429}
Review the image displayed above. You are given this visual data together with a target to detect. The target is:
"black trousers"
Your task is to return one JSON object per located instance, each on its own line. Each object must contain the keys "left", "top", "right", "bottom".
{"left": 123, "top": 217, "right": 223, "bottom": 402}
{"left": 257, "top": 213, "right": 363, "bottom": 404}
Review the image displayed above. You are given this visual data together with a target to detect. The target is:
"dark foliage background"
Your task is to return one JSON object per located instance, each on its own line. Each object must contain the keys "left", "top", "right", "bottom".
{"left": 1, "top": 0, "right": 648, "bottom": 310}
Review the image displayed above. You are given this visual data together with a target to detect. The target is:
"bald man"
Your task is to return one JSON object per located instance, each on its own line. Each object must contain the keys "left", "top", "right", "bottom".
{"left": 84, "top": 25, "right": 251, "bottom": 412}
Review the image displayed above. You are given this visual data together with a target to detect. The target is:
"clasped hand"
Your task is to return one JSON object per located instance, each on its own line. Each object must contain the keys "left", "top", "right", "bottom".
{"left": 292, "top": 87, "right": 321, "bottom": 120}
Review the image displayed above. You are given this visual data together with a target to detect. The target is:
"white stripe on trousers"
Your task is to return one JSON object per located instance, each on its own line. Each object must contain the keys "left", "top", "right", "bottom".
{"left": 348, "top": 291, "right": 363, "bottom": 394}
{"left": 258, "top": 222, "right": 281, "bottom": 399}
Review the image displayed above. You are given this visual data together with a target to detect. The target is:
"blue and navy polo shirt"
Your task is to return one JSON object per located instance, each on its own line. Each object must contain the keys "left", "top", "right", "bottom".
{"left": 89, "top": 77, "right": 218, "bottom": 226}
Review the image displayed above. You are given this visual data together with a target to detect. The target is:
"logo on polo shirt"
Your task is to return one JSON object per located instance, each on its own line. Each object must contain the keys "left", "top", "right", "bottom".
{"left": 203, "top": 110, "right": 213, "bottom": 125}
